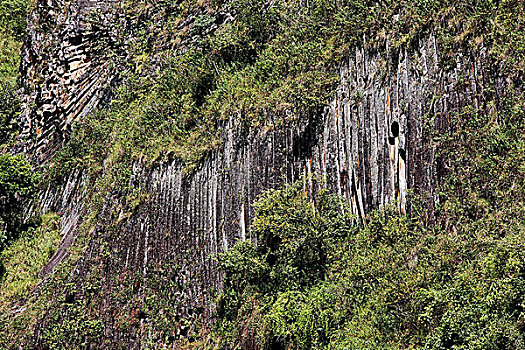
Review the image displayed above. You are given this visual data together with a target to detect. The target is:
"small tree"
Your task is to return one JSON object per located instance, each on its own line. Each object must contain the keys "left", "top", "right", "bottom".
{"left": 216, "top": 179, "right": 352, "bottom": 345}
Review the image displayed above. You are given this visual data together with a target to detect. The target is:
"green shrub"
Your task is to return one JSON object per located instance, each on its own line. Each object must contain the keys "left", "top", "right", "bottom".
{"left": 0, "top": 0, "right": 31, "bottom": 40}
{"left": 0, "top": 0, "right": 31, "bottom": 144}
{"left": 0, "top": 212, "right": 60, "bottom": 305}
{"left": 214, "top": 174, "right": 525, "bottom": 349}
{"left": 215, "top": 180, "right": 353, "bottom": 348}
{"left": 0, "top": 80, "right": 20, "bottom": 145}
{"left": 0, "top": 212, "right": 61, "bottom": 346}
{"left": 0, "top": 154, "right": 39, "bottom": 249}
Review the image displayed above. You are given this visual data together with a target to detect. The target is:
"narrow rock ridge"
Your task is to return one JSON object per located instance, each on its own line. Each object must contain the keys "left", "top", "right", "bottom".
{"left": 37, "top": 168, "right": 88, "bottom": 277}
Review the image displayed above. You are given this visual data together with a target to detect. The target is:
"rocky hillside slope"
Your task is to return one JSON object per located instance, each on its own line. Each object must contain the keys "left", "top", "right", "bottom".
{"left": 1, "top": 0, "right": 524, "bottom": 348}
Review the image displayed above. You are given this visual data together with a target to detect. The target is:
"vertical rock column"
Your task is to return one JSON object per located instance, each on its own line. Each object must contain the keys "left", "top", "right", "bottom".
{"left": 19, "top": 0, "right": 120, "bottom": 162}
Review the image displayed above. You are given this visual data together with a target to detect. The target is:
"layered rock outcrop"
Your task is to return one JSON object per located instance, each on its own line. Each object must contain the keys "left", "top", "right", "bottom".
{"left": 19, "top": 0, "right": 121, "bottom": 161}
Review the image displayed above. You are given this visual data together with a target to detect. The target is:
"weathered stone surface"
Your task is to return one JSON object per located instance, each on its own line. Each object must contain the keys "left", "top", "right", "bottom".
{"left": 19, "top": 0, "right": 121, "bottom": 162}
{"left": 16, "top": 1, "right": 511, "bottom": 347}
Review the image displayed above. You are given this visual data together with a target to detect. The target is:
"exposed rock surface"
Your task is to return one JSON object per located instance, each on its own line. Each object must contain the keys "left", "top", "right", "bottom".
{"left": 16, "top": 0, "right": 508, "bottom": 347}
{"left": 19, "top": 0, "right": 121, "bottom": 161}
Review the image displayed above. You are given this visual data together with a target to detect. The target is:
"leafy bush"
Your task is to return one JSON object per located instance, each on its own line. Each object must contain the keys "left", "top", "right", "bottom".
{"left": 0, "top": 80, "right": 21, "bottom": 145}
{"left": 0, "top": 154, "right": 40, "bottom": 249}
{"left": 0, "top": 0, "right": 30, "bottom": 80}
{"left": 0, "top": 0, "right": 31, "bottom": 39}
{"left": 0, "top": 212, "right": 60, "bottom": 346}
{"left": 0, "top": 0, "right": 31, "bottom": 144}
{"left": 214, "top": 173, "right": 525, "bottom": 349}
{"left": 215, "top": 181, "right": 352, "bottom": 348}
{"left": 0, "top": 213, "right": 60, "bottom": 304}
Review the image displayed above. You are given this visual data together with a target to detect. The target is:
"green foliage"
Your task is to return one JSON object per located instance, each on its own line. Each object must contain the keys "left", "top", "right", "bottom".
{"left": 249, "top": 182, "right": 348, "bottom": 293}
{"left": 0, "top": 0, "right": 31, "bottom": 40}
{"left": 0, "top": 154, "right": 39, "bottom": 249}
{"left": 0, "top": 36, "right": 21, "bottom": 84}
{"left": 0, "top": 212, "right": 60, "bottom": 346}
{"left": 436, "top": 90, "right": 525, "bottom": 232}
{"left": 0, "top": 79, "right": 21, "bottom": 146}
{"left": 215, "top": 193, "right": 525, "bottom": 349}
{"left": 215, "top": 181, "right": 353, "bottom": 348}
{"left": 41, "top": 279, "right": 104, "bottom": 349}
{"left": 0, "top": 0, "right": 30, "bottom": 79}
{"left": 0, "top": 0, "right": 31, "bottom": 144}
{"left": 0, "top": 213, "right": 60, "bottom": 305}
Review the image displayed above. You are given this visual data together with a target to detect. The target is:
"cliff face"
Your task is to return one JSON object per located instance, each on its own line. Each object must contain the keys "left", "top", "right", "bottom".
{"left": 19, "top": 0, "right": 121, "bottom": 161}
{"left": 14, "top": 0, "right": 515, "bottom": 347}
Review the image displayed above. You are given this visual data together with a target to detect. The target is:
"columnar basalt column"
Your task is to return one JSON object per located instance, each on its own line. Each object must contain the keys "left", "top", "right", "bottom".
{"left": 19, "top": 0, "right": 122, "bottom": 162}
{"left": 19, "top": 1, "right": 503, "bottom": 345}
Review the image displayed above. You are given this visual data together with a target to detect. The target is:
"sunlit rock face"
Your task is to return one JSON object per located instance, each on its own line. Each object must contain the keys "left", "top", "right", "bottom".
{"left": 19, "top": 0, "right": 121, "bottom": 162}
{"left": 18, "top": 1, "right": 500, "bottom": 347}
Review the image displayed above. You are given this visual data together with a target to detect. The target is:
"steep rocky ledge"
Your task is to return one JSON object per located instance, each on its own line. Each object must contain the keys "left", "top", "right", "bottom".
{"left": 14, "top": 0, "right": 511, "bottom": 347}
{"left": 19, "top": 0, "right": 121, "bottom": 161}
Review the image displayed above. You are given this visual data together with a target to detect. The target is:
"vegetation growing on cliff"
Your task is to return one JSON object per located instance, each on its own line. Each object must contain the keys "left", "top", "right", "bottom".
{"left": 206, "top": 18, "right": 525, "bottom": 343}
{"left": 0, "top": 212, "right": 62, "bottom": 346}
{"left": 202, "top": 2, "right": 524, "bottom": 348}
{"left": 0, "top": 0, "right": 524, "bottom": 348}
{"left": 0, "top": 154, "right": 40, "bottom": 248}
{"left": 0, "top": 2, "right": 52, "bottom": 344}
{"left": 0, "top": 0, "right": 32, "bottom": 144}
{"left": 213, "top": 154, "right": 525, "bottom": 349}
{"left": 0, "top": 0, "right": 40, "bottom": 252}
{"left": 0, "top": 213, "right": 60, "bottom": 305}
{"left": 55, "top": 0, "right": 524, "bottom": 177}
